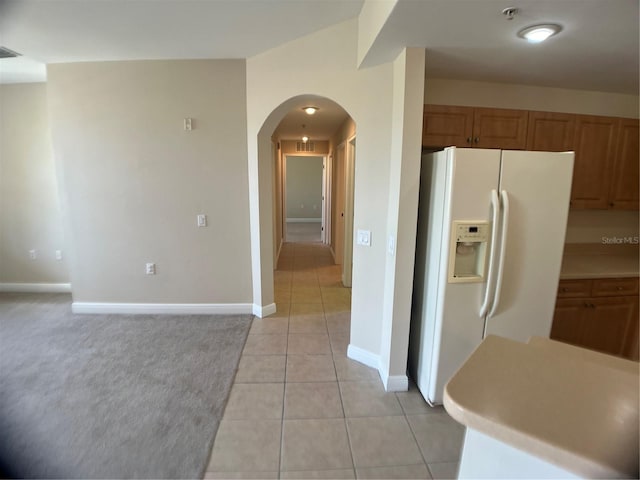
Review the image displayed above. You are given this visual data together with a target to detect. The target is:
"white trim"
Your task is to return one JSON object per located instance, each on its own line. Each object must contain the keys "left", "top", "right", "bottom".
{"left": 72, "top": 302, "right": 253, "bottom": 315}
{"left": 0, "top": 283, "right": 71, "bottom": 293}
{"left": 378, "top": 360, "right": 409, "bottom": 392}
{"left": 286, "top": 218, "right": 322, "bottom": 223}
{"left": 347, "top": 343, "right": 380, "bottom": 370}
{"left": 252, "top": 302, "right": 277, "bottom": 318}
{"left": 329, "top": 246, "right": 337, "bottom": 262}
{"left": 348, "top": 344, "right": 408, "bottom": 392}
{"left": 383, "top": 374, "right": 409, "bottom": 392}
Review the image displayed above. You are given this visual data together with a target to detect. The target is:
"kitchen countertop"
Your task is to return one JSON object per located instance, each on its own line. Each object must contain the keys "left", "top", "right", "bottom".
{"left": 560, "top": 243, "right": 639, "bottom": 279}
{"left": 443, "top": 335, "right": 639, "bottom": 479}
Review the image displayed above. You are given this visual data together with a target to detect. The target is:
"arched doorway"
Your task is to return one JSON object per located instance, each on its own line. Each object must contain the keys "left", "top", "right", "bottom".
{"left": 254, "top": 95, "right": 356, "bottom": 350}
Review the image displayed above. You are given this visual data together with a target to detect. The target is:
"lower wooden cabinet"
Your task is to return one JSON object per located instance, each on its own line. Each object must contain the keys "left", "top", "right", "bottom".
{"left": 551, "top": 278, "right": 639, "bottom": 360}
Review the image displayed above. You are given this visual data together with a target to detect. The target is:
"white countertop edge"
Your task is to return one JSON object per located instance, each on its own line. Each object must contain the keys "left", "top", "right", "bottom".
{"left": 443, "top": 386, "right": 629, "bottom": 479}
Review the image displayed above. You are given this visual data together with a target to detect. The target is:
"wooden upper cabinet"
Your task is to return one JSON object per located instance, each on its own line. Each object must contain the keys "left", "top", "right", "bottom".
{"left": 609, "top": 118, "right": 639, "bottom": 210}
{"left": 472, "top": 107, "right": 528, "bottom": 149}
{"left": 526, "top": 111, "right": 576, "bottom": 151}
{"left": 422, "top": 105, "right": 473, "bottom": 148}
{"left": 571, "top": 115, "right": 618, "bottom": 209}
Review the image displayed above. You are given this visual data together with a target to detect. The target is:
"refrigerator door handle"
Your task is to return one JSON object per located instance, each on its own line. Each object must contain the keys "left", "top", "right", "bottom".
{"left": 488, "top": 190, "right": 510, "bottom": 319}
{"left": 479, "top": 189, "right": 500, "bottom": 318}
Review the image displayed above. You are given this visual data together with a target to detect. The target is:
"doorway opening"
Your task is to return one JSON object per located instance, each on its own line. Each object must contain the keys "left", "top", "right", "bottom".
{"left": 250, "top": 95, "right": 356, "bottom": 319}
{"left": 284, "top": 155, "right": 325, "bottom": 243}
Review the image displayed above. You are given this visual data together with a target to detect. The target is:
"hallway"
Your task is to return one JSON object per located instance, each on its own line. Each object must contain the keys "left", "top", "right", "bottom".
{"left": 205, "top": 242, "right": 463, "bottom": 479}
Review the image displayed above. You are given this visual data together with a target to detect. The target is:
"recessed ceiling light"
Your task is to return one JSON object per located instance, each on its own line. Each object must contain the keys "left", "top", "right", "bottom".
{"left": 517, "top": 24, "right": 562, "bottom": 43}
{"left": 303, "top": 106, "right": 318, "bottom": 115}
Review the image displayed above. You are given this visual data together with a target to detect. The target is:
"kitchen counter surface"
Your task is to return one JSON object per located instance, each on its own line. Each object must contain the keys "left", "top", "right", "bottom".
{"left": 560, "top": 243, "right": 639, "bottom": 279}
{"left": 444, "top": 335, "right": 639, "bottom": 479}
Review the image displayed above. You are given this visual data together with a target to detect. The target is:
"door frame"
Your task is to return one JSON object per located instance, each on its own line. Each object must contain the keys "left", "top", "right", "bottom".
{"left": 282, "top": 153, "right": 326, "bottom": 243}
{"left": 342, "top": 135, "right": 356, "bottom": 286}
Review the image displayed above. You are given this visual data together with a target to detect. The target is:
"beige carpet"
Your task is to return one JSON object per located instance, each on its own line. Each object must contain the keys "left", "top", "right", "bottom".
{"left": 0, "top": 293, "right": 251, "bottom": 478}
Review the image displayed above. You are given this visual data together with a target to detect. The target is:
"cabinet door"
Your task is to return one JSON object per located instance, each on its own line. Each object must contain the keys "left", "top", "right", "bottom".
{"left": 526, "top": 111, "right": 576, "bottom": 151}
{"left": 422, "top": 105, "right": 473, "bottom": 148}
{"left": 582, "top": 297, "right": 637, "bottom": 357}
{"left": 624, "top": 297, "right": 639, "bottom": 360}
{"left": 571, "top": 115, "right": 618, "bottom": 209}
{"left": 609, "top": 118, "right": 639, "bottom": 210}
{"left": 472, "top": 107, "right": 528, "bottom": 149}
{"left": 550, "top": 298, "right": 586, "bottom": 346}
{"left": 557, "top": 279, "right": 591, "bottom": 298}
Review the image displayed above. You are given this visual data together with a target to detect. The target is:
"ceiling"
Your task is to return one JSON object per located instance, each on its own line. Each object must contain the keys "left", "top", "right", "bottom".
{"left": 274, "top": 97, "right": 350, "bottom": 141}
{"left": 0, "top": 0, "right": 637, "bottom": 139}
{"left": 366, "top": 0, "right": 639, "bottom": 94}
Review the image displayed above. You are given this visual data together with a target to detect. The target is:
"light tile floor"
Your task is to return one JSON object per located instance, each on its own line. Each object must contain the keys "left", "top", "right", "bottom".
{"left": 206, "top": 243, "right": 464, "bottom": 479}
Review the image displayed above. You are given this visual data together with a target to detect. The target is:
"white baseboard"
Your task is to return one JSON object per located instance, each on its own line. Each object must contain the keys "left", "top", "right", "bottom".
{"left": 253, "top": 303, "right": 276, "bottom": 318}
{"left": 348, "top": 343, "right": 408, "bottom": 392}
{"left": 383, "top": 374, "right": 409, "bottom": 392}
{"left": 72, "top": 302, "right": 253, "bottom": 315}
{"left": 0, "top": 283, "right": 71, "bottom": 293}
{"left": 347, "top": 343, "right": 380, "bottom": 370}
{"left": 329, "top": 246, "right": 337, "bottom": 262}
{"left": 286, "top": 218, "right": 322, "bottom": 223}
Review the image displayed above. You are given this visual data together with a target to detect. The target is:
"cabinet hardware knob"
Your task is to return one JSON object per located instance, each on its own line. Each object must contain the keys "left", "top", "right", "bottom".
{"left": 466, "top": 137, "right": 472, "bottom": 143}
{"left": 616, "top": 286, "right": 624, "bottom": 290}
{"left": 583, "top": 302, "right": 589, "bottom": 308}
{"left": 609, "top": 202, "right": 614, "bottom": 207}
{"left": 474, "top": 137, "right": 480, "bottom": 143}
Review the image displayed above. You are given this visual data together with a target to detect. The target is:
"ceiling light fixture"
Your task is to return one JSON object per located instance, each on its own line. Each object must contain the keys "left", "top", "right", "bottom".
{"left": 517, "top": 24, "right": 562, "bottom": 43}
{"left": 302, "top": 136, "right": 309, "bottom": 143}
{"left": 303, "top": 106, "right": 318, "bottom": 115}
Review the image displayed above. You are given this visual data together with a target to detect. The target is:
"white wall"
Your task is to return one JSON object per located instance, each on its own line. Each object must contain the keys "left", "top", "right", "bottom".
{"left": 247, "top": 18, "right": 395, "bottom": 368}
{"left": 285, "top": 156, "right": 323, "bottom": 220}
{"left": 246, "top": 19, "right": 425, "bottom": 389}
{"left": 0, "top": 83, "right": 69, "bottom": 286}
{"left": 46, "top": 60, "right": 253, "bottom": 306}
{"left": 424, "top": 78, "right": 639, "bottom": 118}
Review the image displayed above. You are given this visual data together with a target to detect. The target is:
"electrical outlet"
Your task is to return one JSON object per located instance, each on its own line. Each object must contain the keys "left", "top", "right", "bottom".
{"left": 29, "top": 249, "right": 37, "bottom": 260}
{"left": 146, "top": 263, "right": 156, "bottom": 275}
{"left": 55, "top": 250, "right": 63, "bottom": 261}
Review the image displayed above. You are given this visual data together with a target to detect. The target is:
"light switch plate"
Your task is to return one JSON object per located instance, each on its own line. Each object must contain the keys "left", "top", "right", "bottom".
{"left": 356, "top": 229, "right": 371, "bottom": 246}
{"left": 197, "top": 214, "right": 207, "bottom": 227}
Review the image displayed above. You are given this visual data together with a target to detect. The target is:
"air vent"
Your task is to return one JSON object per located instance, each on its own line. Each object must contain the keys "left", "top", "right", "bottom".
{"left": 0, "top": 47, "right": 21, "bottom": 59}
{"left": 296, "top": 141, "right": 315, "bottom": 152}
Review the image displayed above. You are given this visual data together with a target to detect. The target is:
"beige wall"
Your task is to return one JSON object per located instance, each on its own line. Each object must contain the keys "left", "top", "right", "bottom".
{"left": 285, "top": 156, "right": 323, "bottom": 220}
{"left": 246, "top": 20, "right": 426, "bottom": 389}
{"left": 0, "top": 83, "right": 69, "bottom": 285}
{"left": 47, "top": 60, "right": 252, "bottom": 304}
{"left": 565, "top": 211, "right": 639, "bottom": 244}
{"left": 247, "top": 18, "right": 395, "bottom": 359}
{"left": 330, "top": 117, "right": 356, "bottom": 254}
{"left": 424, "top": 78, "right": 639, "bottom": 118}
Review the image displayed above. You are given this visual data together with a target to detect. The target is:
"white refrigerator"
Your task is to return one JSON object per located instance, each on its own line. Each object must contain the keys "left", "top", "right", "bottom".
{"left": 408, "top": 147, "right": 574, "bottom": 405}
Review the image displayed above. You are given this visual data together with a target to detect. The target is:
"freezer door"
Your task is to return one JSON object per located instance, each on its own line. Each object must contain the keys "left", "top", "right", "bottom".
{"left": 484, "top": 151, "right": 574, "bottom": 341}
{"left": 425, "top": 148, "right": 501, "bottom": 404}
